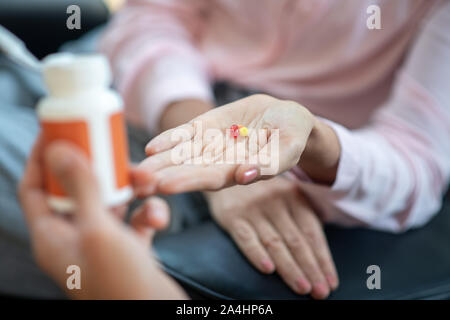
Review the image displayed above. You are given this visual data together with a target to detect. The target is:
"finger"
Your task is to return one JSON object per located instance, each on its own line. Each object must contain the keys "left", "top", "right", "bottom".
{"left": 151, "top": 164, "right": 237, "bottom": 195}
{"left": 240, "top": 131, "right": 304, "bottom": 181}
{"left": 135, "top": 139, "right": 203, "bottom": 195}
{"left": 130, "top": 197, "right": 170, "bottom": 243}
{"left": 234, "top": 165, "right": 261, "bottom": 185}
{"left": 137, "top": 125, "right": 228, "bottom": 194}
{"left": 291, "top": 197, "right": 339, "bottom": 291}
{"left": 19, "top": 135, "right": 51, "bottom": 226}
{"left": 234, "top": 129, "right": 286, "bottom": 183}
{"left": 129, "top": 166, "right": 155, "bottom": 197}
{"left": 266, "top": 203, "right": 330, "bottom": 299}
{"left": 144, "top": 139, "right": 200, "bottom": 171}
{"left": 110, "top": 204, "right": 127, "bottom": 220}
{"left": 234, "top": 131, "right": 287, "bottom": 185}
{"left": 226, "top": 218, "right": 275, "bottom": 274}
{"left": 20, "top": 134, "right": 45, "bottom": 190}
{"left": 249, "top": 214, "right": 312, "bottom": 295}
{"left": 145, "top": 123, "right": 195, "bottom": 155}
{"left": 130, "top": 197, "right": 170, "bottom": 230}
{"left": 145, "top": 109, "right": 225, "bottom": 156}
{"left": 44, "top": 141, "right": 105, "bottom": 223}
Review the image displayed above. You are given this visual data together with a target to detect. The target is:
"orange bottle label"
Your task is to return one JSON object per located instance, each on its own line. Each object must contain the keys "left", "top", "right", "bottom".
{"left": 109, "top": 112, "right": 130, "bottom": 189}
{"left": 41, "top": 120, "right": 91, "bottom": 197}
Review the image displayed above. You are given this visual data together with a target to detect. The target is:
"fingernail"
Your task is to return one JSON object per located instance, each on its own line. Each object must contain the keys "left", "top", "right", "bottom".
{"left": 326, "top": 274, "right": 338, "bottom": 290}
{"left": 295, "top": 277, "right": 311, "bottom": 294}
{"left": 261, "top": 259, "right": 274, "bottom": 273}
{"left": 312, "top": 282, "right": 330, "bottom": 299}
{"left": 242, "top": 168, "right": 258, "bottom": 184}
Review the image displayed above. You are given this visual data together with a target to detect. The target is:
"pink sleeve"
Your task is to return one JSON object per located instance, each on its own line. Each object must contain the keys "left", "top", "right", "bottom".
{"left": 296, "top": 2, "right": 450, "bottom": 232}
{"left": 98, "top": 0, "right": 213, "bottom": 135}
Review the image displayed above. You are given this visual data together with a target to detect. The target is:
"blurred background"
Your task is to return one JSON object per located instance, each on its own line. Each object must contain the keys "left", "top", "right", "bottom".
{"left": 0, "top": 0, "right": 122, "bottom": 58}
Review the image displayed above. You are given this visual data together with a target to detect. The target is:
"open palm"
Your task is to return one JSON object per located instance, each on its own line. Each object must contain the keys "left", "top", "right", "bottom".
{"left": 134, "top": 94, "right": 315, "bottom": 196}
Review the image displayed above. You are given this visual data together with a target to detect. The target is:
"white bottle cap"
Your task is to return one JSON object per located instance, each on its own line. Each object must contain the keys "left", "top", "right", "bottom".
{"left": 42, "top": 53, "right": 111, "bottom": 97}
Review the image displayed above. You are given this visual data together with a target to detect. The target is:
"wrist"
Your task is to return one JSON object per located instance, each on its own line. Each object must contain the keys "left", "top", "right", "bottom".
{"left": 299, "top": 117, "right": 341, "bottom": 185}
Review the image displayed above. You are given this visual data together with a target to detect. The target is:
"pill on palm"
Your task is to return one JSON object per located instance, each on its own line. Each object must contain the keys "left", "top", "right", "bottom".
{"left": 230, "top": 124, "right": 239, "bottom": 138}
{"left": 239, "top": 126, "right": 248, "bottom": 136}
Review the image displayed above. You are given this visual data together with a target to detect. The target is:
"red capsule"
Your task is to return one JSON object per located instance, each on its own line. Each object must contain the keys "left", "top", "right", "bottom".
{"left": 230, "top": 124, "right": 239, "bottom": 138}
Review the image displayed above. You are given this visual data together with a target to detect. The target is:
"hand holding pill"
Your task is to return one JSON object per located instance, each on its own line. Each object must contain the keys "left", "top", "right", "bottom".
{"left": 134, "top": 94, "right": 326, "bottom": 196}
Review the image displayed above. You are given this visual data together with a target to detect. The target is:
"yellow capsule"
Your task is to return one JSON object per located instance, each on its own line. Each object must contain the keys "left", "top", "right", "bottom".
{"left": 239, "top": 126, "right": 248, "bottom": 137}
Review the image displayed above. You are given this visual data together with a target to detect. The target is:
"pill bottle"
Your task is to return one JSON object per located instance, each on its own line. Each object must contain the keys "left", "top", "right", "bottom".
{"left": 37, "top": 53, "right": 132, "bottom": 212}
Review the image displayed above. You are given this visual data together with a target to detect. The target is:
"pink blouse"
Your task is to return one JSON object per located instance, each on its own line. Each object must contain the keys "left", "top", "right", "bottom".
{"left": 100, "top": 0, "right": 450, "bottom": 232}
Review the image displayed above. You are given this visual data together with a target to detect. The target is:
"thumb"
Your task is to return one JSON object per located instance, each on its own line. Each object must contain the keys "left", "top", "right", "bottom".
{"left": 45, "top": 141, "right": 104, "bottom": 221}
{"left": 130, "top": 197, "right": 170, "bottom": 245}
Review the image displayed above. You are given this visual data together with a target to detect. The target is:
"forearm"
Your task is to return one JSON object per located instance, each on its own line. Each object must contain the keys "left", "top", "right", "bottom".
{"left": 99, "top": 1, "right": 213, "bottom": 135}
{"left": 159, "top": 99, "right": 213, "bottom": 133}
{"left": 297, "top": 1, "right": 450, "bottom": 231}
{"left": 67, "top": 262, "right": 188, "bottom": 300}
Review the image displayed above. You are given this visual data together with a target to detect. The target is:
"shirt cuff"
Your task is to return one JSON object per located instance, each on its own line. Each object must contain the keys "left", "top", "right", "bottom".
{"left": 325, "top": 119, "right": 362, "bottom": 193}
{"left": 138, "top": 55, "right": 214, "bottom": 135}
